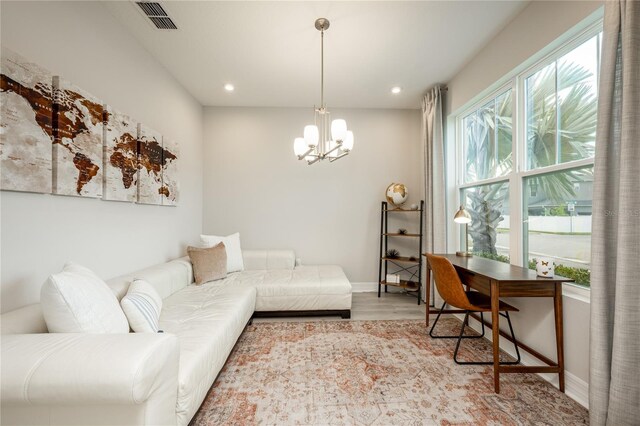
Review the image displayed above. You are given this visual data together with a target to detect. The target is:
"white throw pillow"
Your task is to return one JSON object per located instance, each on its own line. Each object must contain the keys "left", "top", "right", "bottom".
{"left": 120, "top": 279, "right": 163, "bottom": 333}
{"left": 200, "top": 232, "right": 244, "bottom": 272}
{"left": 40, "top": 262, "right": 129, "bottom": 333}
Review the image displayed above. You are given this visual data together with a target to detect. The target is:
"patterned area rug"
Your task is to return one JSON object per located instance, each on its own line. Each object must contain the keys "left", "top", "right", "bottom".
{"left": 191, "top": 319, "right": 588, "bottom": 425}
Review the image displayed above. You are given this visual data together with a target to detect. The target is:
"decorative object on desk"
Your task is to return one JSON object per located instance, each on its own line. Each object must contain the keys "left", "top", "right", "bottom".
{"left": 398, "top": 228, "right": 408, "bottom": 235}
{"left": 454, "top": 205, "right": 473, "bottom": 257}
{"left": 385, "top": 183, "right": 408, "bottom": 207}
{"left": 385, "top": 273, "right": 400, "bottom": 284}
{"left": 535, "top": 258, "right": 555, "bottom": 278}
{"left": 385, "top": 249, "right": 400, "bottom": 259}
{"left": 409, "top": 203, "right": 419, "bottom": 210}
{"left": 293, "top": 18, "right": 353, "bottom": 165}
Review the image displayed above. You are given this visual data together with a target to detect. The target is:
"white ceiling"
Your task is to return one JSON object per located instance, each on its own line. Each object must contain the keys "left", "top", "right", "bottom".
{"left": 105, "top": 1, "right": 529, "bottom": 109}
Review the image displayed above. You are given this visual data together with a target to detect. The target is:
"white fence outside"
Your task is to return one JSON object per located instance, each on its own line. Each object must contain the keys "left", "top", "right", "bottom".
{"left": 499, "top": 215, "right": 591, "bottom": 233}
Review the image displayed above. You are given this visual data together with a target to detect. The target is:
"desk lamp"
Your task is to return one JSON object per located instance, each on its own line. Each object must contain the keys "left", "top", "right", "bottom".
{"left": 454, "top": 205, "right": 472, "bottom": 257}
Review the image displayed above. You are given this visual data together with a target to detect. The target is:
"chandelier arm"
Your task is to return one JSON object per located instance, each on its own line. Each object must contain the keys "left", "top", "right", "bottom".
{"left": 297, "top": 147, "right": 315, "bottom": 160}
{"left": 324, "top": 141, "right": 343, "bottom": 157}
{"left": 329, "top": 152, "right": 350, "bottom": 162}
{"left": 307, "top": 156, "right": 322, "bottom": 165}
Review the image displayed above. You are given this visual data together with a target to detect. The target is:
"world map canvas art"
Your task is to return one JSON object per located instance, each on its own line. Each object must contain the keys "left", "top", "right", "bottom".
{"left": 137, "top": 124, "right": 164, "bottom": 205}
{"left": 52, "top": 77, "right": 103, "bottom": 198}
{"left": 0, "top": 46, "right": 180, "bottom": 206}
{"left": 103, "top": 106, "right": 138, "bottom": 202}
{"left": 161, "top": 138, "right": 179, "bottom": 206}
{"left": 0, "top": 47, "right": 53, "bottom": 193}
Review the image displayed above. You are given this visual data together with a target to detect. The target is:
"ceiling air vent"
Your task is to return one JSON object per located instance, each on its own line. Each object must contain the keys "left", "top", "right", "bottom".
{"left": 136, "top": 2, "right": 178, "bottom": 30}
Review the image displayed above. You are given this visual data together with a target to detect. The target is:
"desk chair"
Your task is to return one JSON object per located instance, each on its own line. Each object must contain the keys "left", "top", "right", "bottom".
{"left": 426, "top": 254, "right": 521, "bottom": 365}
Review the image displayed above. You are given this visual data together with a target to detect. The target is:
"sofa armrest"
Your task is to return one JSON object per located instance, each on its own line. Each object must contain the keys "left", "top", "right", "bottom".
{"left": 242, "top": 250, "right": 296, "bottom": 270}
{"left": 1, "top": 333, "right": 179, "bottom": 406}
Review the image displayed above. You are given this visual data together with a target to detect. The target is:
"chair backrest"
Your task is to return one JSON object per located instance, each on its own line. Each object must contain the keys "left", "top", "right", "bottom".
{"left": 426, "top": 254, "right": 474, "bottom": 311}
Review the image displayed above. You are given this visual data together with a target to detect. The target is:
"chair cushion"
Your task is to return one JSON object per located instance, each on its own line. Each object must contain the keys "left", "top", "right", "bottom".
{"left": 41, "top": 262, "right": 129, "bottom": 333}
{"left": 466, "top": 291, "right": 519, "bottom": 312}
{"left": 120, "top": 279, "right": 163, "bottom": 333}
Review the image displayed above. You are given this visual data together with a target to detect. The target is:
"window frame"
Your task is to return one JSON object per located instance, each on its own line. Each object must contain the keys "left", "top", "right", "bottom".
{"left": 450, "top": 17, "right": 603, "bottom": 297}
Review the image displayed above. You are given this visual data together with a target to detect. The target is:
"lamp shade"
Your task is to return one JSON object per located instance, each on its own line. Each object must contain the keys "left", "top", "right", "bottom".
{"left": 331, "top": 119, "right": 347, "bottom": 142}
{"left": 342, "top": 131, "right": 354, "bottom": 151}
{"left": 453, "top": 205, "right": 471, "bottom": 224}
{"left": 293, "top": 137, "right": 307, "bottom": 157}
{"left": 304, "top": 125, "right": 319, "bottom": 148}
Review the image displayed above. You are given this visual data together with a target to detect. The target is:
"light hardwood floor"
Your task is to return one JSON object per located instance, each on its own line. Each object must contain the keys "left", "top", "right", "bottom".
{"left": 253, "top": 291, "right": 426, "bottom": 323}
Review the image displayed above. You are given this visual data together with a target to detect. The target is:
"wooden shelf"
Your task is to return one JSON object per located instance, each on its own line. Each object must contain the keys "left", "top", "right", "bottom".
{"left": 380, "top": 280, "right": 420, "bottom": 291}
{"left": 381, "top": 256, "right": 420, "bottom": 264}
{"left": 379, "top": 200, "right": 424, "bottom": 305}
{"left": 383, "top": 208, "right": 423, "bottom": 212}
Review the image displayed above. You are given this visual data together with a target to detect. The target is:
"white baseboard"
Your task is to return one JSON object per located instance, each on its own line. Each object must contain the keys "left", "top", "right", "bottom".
{"left": 350, "top": 282, "right": 378, "bottom": 292}
{"left": 462, "top": 315, "right": 589, "bottom": 409}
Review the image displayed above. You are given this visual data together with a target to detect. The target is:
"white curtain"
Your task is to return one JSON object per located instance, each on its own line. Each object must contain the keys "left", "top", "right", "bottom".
{"left": 422, "top": 86, "right": 447, "bottom": 303}
{"left": 589, "top": 1, "right": 640, "bottom": 424}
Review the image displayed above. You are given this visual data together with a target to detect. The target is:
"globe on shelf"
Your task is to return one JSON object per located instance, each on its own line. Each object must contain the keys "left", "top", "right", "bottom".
{"left": 385, "top": 183, "right": 408, "bottom": 207}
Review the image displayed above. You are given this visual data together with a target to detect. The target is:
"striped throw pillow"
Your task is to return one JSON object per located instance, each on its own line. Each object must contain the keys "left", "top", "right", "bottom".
{"left": 120, "top": 279, "right": 163, "bottom": 333}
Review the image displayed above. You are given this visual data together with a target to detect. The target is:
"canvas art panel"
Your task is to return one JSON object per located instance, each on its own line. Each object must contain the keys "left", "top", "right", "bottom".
{"left": 137, "top": 123, "right": 163, "bottom": 205}
{"left": 103, "top": 105, "right": 138, "bottom": 202}
{"left": 161, "top": 137, "right": 179, "bottom": 206}
{"left": 0, "top": 46, "right": 53, "bottom": 193}
{"left": 52, "top": 76, "right": 103, "bottom": 198}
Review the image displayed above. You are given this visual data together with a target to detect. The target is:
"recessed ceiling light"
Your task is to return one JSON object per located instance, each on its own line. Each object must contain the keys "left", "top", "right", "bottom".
{"left": 224, "top": 83, "right": 235, "bottom": 92}
{"left": 391, "top": 86, "right": 402, "bottom": 94}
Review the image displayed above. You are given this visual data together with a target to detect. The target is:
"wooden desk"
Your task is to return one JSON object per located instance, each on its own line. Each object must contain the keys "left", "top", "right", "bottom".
{"left": 424, "top": 253, "right": 574, "bottom": 393}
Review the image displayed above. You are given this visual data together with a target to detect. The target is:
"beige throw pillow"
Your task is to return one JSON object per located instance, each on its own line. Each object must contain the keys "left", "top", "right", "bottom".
{"left": 188, "top": 242, "right": 227, "bottom": 285}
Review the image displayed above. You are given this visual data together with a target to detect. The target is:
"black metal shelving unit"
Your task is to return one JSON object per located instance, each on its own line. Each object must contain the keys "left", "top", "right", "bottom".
{"left": 377, "top": 200, "right": 424, "bottom": 305}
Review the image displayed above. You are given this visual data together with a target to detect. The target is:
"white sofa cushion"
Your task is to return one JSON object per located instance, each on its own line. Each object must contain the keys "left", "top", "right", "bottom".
{"left": 121, "top": 280, "right": 163, "bottom": 333}
{"left": 206, "top": 265, "right": 352, "bottom": 312}
{"left": 107, "top": 257, "right": 194, "bottom": 302}
{"left": 242, "top": 250, "right": 295, "bottom": 270}
{"left": 159, "top": 282, "right": 256, "bottom": 425}
{"left": 41, "top": 262, "right": 129, "bottom": 333}
{"left": 200, "top": 233, "right": 244, "bottom": 272}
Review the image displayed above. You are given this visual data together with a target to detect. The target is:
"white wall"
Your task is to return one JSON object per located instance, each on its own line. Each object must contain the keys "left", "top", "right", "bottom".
{"left": 444, "top": 0, "right": 603, "bottom": 400}
{"left": 203, "top": 107, "right": 422, "bottom": 283}
{"left": 447, "top": 0, "right": 604, "bottom": 114}
{"left": 0, "top": 1, "right": 203, "bottom": 312}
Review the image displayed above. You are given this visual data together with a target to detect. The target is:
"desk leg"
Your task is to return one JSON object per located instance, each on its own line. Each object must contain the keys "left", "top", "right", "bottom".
{"left": 425, "top": 266, "right": 431, "bottom": 327}
{"left": 554, "top": 282, "right": 565, "bottom": 392}
{"left": 491, "top": 279, "right": 500, "bottom": 393}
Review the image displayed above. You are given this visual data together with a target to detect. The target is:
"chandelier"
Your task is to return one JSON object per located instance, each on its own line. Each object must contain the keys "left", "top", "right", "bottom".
{"left": 293, "top": 18, "right": 354, "bottom": 165}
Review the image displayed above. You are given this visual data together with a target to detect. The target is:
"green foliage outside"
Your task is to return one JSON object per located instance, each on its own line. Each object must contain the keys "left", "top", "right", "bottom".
{"left": 473, "top": 251, "right": 591, "bottom": 287}
{"left": 548, "top": 206, "right": 569, "bottom": 216}
{"left": 473, "top": 251, "right": 510, "bottom": 264}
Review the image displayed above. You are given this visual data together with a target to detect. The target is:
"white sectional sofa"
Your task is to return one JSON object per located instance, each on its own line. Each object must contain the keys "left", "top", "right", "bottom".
{"left": 0, "top": 250, "right": 352, "bottom": 426}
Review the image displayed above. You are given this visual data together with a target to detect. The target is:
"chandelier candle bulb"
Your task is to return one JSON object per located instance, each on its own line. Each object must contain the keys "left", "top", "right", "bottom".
{"left": 304, "top": 125, "right": 319, "bottom": 148}
{"left": 294, "top": 138, "right": 309, "bottom": 158}
{"left": 331, "top": 119, "right": 347, "bottom": 142}
{"left": 342, "top": 131, "right": 354, "bottom": 151}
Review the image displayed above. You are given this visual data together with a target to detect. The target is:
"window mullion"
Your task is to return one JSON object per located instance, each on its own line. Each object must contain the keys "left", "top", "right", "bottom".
{"left": 511, "top": 77, "right": 525, "bottom": 267}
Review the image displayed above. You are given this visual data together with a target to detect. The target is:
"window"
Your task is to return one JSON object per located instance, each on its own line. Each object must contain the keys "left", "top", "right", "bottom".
{"left": 455, "top": 24, "right": 601, "bottom": 287}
